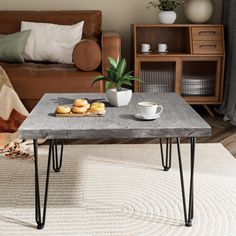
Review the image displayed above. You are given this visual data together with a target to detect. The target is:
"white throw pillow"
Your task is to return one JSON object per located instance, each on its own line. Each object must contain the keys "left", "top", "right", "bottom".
{"left": 21, "top": 21, "right": 84, "bottom": 64}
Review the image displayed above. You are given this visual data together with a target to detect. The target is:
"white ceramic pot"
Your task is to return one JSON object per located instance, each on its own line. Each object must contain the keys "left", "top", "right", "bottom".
{"left": 159, "top": 11, "right": 177, "bottom": 24}
{"left": 106, "top": 88, "right": 132, "bottom": 107}
{"left": 184, "top": 0, "right": 213, "bottom": 23}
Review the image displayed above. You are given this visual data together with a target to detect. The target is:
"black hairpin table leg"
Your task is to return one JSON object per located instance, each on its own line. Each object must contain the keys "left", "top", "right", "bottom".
{"left": 160, "top": 138, "right": 172, "bottom": 171}
{"left": 52, "top": 139, "right": 64, "bottom": 172}
{"left": 176, "top": 137, "right": 196, "bottom": 227}
{"left": 33, "top": 139, "right": 53, "bottom": 229}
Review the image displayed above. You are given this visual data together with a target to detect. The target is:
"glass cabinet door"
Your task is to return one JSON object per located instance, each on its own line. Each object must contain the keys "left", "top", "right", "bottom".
{"left": 181, "top": 61, "right": 217, "bottom": 97}
{"left": 140, "top": 61, "right": 176, "bottom": 93}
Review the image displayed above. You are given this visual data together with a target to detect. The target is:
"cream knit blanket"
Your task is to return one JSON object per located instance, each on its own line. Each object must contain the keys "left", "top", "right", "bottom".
{"left": 0, "top": 66, "right": 31, "bottom": 158}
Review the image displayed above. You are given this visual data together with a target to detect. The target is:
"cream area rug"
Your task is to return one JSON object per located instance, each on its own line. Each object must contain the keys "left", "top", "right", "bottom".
{"left": 0, "top": 143, "right": 236, "bottom": 236}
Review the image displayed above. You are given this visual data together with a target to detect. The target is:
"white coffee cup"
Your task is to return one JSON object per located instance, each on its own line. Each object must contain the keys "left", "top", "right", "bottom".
{"left": 158, "top": 43, "right": 167, "bottom": 52}
{"left": 141, "top": 44, "right": 151, "bottom": 53}
{"left": 137, "top": 102, "right": 163, "bottom": 119}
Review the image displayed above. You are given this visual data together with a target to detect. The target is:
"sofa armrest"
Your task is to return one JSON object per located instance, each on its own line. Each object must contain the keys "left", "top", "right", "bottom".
{"left": 101, "top": 31, "right": 121, "bottom": 76}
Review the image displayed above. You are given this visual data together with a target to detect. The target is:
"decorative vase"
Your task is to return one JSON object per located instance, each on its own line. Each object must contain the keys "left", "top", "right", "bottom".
{"left": 106, "top": 87, "right": 132, "bottom": 107}
{"left": 159, "top": 11, "right": 177, "bottom": 24}
{"left": 184, "top": 0, "right": 214, "bottom": 23}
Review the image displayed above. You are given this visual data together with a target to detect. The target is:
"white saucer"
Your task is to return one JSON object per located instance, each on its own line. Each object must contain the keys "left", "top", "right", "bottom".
{"left": 134, "top": 113, "right": 160, "bottom": 120}
{"left": 140, "top": 50, "right": 151, "bottom": 54}
{"left": 156, "top": 50, "right": 168, "bottom": 53}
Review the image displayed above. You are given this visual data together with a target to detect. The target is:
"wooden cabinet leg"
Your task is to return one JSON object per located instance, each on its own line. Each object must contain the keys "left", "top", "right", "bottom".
{"left": 203, "top": 105, "right": 215, "bottom": 117}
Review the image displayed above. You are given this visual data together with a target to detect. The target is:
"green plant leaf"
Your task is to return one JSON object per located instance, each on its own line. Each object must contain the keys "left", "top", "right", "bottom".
{"left": 107, "top": 68, "right": 117, "bottom": 82}
{"left": 105, "top": 81, "right": 113, "bottom": 90}
{"left": 127, "top": 76, "right": 143, "bottom": 82}
{"left": 147, "top": 0, "right": 184, "bottom": 11}
{"left": 91, "top": 76, "right": 111, "bottom": 86}
{"left": 121, "top": 75, "right": 143, "bottom": 83}
{"left": 116, "top": 56, "right": 120, "bottom": 64}
{"left": 123, "top": 70, "right": 134, "bottom": 77}
{"left": 121, "top": 80, "right": 133, "bottom": 86}
{"left": 117, "top": 58, "right": 127, "bottom": 78}
{"left": 115, "top": 82, "right": 122, "bottom": 90}
{"left": 108, "top": 57, "right": 118, "bottom": 69}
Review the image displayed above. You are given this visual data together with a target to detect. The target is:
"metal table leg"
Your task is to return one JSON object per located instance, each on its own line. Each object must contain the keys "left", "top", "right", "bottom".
{"left": 160, "top": 138, "right": 172, "bottom": 171}
{"left": 33, "top": 139, "right": 53, "bottom": 229}
{"left": 176, "top": 137, "right": 196, "bottom": 227}
{"left": 52, "top": 139, "right": 64, "bottom": 172}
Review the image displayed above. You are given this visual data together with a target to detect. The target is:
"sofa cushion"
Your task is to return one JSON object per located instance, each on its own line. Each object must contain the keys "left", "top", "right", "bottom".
{"left": 0, "top": 62, "right": 102, "bottom": 100}
{"left": 73, "top": 39, "right": 102, "bottom": 71}
{"left": 0, "top": 30, "right": 30, "bottom": 63}
{"left": 0, "top": 11, "right": 101, "bottom": 40}
{"left": 21, "top": 21, "right": 84, "bottom": 64}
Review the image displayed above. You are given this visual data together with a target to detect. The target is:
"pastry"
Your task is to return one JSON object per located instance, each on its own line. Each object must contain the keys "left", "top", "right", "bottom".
{"left": 91, "top": 102, "right": 105, "bottom": 108}
{"left": 89, "top": 102, "right": 105, "bottom": 113}
{"left": 73, "top": 99, "right": 88, "bottom": 107}
{"left": 72, "top": 105, "right": 89, "bottom": 114}
{"left": 89, "top": 107, "right": 105, "bottom": 113}
{"left": 83, "top": 103, "right": 91, "bottom": 110}
{"left": 56, "top": 105, "right": 71, "bottom": 114}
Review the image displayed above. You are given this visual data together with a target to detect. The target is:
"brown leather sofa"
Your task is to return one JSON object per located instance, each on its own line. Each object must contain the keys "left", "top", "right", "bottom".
{"left": 0, "top": 11, "right": 121, "bottom": 111}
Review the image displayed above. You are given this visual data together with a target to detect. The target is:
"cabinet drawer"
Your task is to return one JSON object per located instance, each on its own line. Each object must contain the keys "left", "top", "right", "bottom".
{"left": 193, "top": 41, "right": 223, "bottom": 54}
{"left": 192, "top": 27, "right": 222, "bottom": 41}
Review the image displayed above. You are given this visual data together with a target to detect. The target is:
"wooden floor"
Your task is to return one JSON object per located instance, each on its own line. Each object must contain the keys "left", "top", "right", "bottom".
{"left": 71, "top": 106, "right": 236, "bottom": 158}
{"left": 198, "top": 109, "right": 236, "bottom": 158}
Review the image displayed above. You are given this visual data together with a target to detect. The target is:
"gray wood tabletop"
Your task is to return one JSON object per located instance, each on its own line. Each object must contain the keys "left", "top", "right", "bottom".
{"left": 19, "top": 93, "right": 211, "bottom": 139}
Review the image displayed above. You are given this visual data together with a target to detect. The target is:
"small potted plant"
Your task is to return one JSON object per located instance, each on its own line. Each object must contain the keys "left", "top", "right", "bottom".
{"left": 147, "top": 0, "right": 184, "bottom": 24}
{"left": 92, "top": 57, "right": 142, "bottom": 107}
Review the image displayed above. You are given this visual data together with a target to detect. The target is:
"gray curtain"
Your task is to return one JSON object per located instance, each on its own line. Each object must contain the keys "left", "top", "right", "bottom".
{"left": 217, "top": 0, "right": 236, "bottom": 125}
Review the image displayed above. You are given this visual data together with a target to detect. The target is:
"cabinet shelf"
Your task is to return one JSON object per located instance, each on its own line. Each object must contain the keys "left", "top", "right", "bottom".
{"left": 137, "top": 52, "right": 190, "bottom": 57}
{"left": 137, "top": 52, "right": 224, "bottom": 57}
{"left": 132, "top": 24, "right": 225, "bottom": 104}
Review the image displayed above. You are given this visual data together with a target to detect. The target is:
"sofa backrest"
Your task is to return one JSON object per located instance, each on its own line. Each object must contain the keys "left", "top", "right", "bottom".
{"left": 0, "top": 10, "right": 102, "bottom": 40}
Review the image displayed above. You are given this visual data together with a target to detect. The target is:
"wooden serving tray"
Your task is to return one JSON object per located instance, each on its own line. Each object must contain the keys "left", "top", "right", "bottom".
{"left": 55, "top": 110, "right": 106, "bottom": 117}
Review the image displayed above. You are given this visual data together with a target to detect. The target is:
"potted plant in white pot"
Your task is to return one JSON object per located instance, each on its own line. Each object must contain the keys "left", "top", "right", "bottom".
{"left": 147, "top": 0, "right": 184, "bottom": 24}
{"left": 92, "top": 57, "right": 142, "bottom": 107}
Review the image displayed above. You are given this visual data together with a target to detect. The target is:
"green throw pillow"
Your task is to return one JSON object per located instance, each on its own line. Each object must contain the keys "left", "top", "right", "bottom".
{"left": 0, "top": 30, "right": 30, "bottom": 63}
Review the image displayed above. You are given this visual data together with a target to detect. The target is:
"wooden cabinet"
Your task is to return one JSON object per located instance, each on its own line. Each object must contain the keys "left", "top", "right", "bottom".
{"left": 132, "top": 24, "right": 225, "bottom": 104}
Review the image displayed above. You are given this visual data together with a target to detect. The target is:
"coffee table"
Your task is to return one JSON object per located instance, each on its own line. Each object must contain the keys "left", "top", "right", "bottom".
{"left": 19, "top": 93, "right": 211, "bottom": 229}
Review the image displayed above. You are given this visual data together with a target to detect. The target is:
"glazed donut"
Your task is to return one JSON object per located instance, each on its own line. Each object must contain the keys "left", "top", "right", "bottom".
{"left": 73, "top": 99, "right": 88, "bottom": 107}
{"left": 56, "top": 105, "right": 71, "bottom": 114}
{"left": 72, "top": 105, "right": 89, "bottom": 114}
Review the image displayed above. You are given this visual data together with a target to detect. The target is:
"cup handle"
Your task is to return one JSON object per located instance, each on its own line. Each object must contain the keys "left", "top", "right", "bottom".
{"left": 156, "top": 105, "right": 163, "bottom": 115}
{"left": 165, "top": 45, "right": 168, "bottom": 50}
{"left": 148, "top": 45, "right": 151, "bottom": 50}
